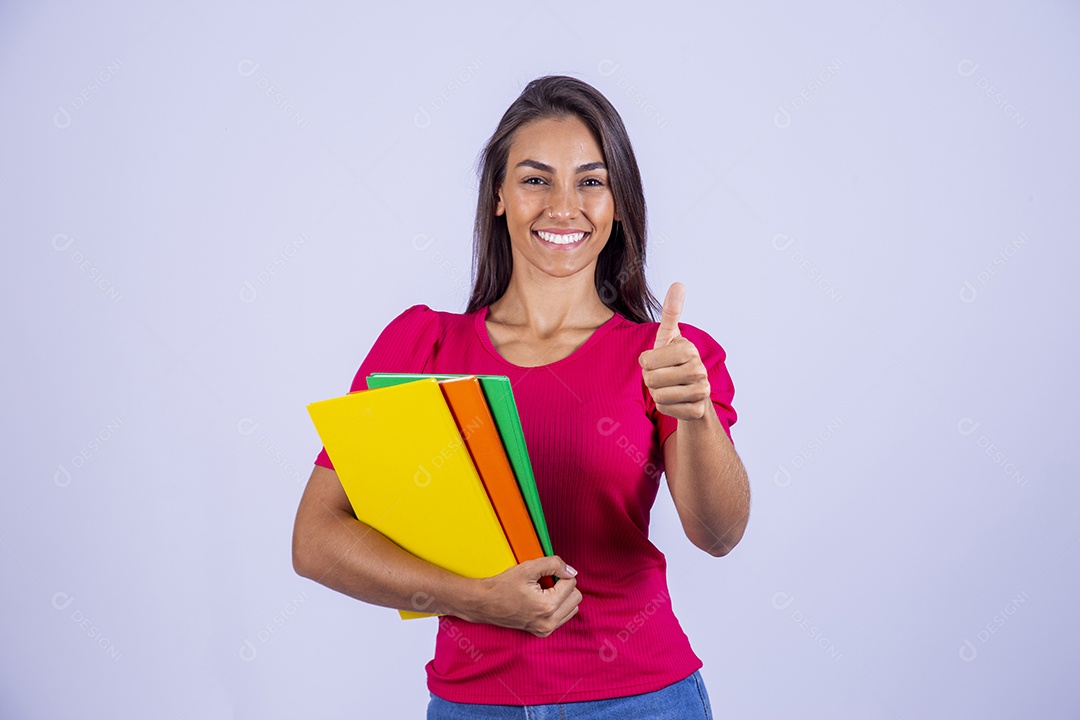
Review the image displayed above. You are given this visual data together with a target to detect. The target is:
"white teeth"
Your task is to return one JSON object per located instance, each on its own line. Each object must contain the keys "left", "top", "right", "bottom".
{"left": 537, "top": 231, "right": 586, "bottom": 245}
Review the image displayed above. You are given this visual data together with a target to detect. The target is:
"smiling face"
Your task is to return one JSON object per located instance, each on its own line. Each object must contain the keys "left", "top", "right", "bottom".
{"left": 495, "top": 115, "right": 619, "bottom": 281}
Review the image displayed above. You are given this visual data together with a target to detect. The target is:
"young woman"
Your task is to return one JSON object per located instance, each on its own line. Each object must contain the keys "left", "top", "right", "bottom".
{"left": 292, "top": 75, "right": 750, "bottom": 718}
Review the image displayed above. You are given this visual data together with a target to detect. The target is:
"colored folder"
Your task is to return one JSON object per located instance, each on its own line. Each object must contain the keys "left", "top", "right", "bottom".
{"left": 433, "top": 377, "right": 545, "bottom": 564}
{"left": 366, "top": 373, "right": 554, "bottom": 558}
{"left": 307, "top": 378, "right": 516, "bottom": 620}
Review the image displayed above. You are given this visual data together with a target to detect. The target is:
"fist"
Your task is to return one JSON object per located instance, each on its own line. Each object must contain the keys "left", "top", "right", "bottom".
{"left": 638, "top": 282, "right": 711, "bottom": 421}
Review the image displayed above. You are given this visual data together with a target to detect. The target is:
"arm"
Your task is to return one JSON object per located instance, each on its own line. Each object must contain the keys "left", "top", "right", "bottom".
{"left": 639, "top": 282, "right": 750, "bottom": 557}
{"left": 663, "top": 408, "right": 750, "bottom": 557}
{"left": 291, "top": 464, "right": 581, "bottom": 636}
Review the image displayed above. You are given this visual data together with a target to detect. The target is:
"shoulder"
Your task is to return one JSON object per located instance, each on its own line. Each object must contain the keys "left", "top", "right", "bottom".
{"left": 385, "top": 303, "right": 446, "bottom": 330}
{"left": 675, "top": 321, "right": 728, "bottom": 365}
{"left": 365, "top": 304, "right": 440, "bottom": 348}
{"left": 381, "top": 303, "right": 480, "bottom": 342}
{"left": 348, "top": 304, "right": 459, "bottom": 389}
{"left": 616, "top": 314, "right": 728, "bottom": 364}
{"left": 389, "top": 303, "right": 437, "bottom": 325}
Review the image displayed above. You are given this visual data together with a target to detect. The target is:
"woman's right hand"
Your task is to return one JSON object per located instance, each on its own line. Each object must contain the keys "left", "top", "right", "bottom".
{"left": 294, "top": 465, "right": 581, "bottom": 638}
{"left": 460, "top": 556, "right": 582, "bottom": 638}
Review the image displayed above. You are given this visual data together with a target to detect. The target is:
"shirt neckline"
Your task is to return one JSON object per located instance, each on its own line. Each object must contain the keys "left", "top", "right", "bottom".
{"left": 475, "top": 305, "right": 622, "bottom": 370}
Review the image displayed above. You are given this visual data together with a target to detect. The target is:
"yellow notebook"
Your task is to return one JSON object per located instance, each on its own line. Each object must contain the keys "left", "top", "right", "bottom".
{"left": 307, "top": 377, "right": 517, "bottom": 619}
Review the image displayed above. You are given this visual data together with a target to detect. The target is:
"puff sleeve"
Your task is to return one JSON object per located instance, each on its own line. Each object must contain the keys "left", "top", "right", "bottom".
{"left": 313, "top": 304, "right": 441, "bottom": 469}
{"left": 645, "top": 322, "right": 738, "bottom": 448}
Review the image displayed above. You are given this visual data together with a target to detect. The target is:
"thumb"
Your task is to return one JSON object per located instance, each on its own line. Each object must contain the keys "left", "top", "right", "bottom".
{"left": 653, "top": 282, "right": 685, "bottom": 349}
{"left": 524, "top": 555, "right": 577, "bottom": 580}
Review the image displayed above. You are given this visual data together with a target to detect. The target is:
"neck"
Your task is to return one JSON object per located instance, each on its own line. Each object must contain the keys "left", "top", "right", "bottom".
{"left": 488, "top": 275, "right": 613, "bottom": 333}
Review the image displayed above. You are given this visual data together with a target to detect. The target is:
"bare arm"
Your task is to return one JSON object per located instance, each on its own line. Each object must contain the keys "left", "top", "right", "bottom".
{"left": 663, "top": 406, "right": 750, "bottom": 557}
{"left": 640, "top": 283, "right": 750, "bottom": 557}
{"left": 291, "top": 464, "right": 581, "bottom": 636}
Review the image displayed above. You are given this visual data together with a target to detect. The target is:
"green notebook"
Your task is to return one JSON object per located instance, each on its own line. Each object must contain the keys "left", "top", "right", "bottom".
{"left": 365, "top": 373, "right": 554, "bottom": 558}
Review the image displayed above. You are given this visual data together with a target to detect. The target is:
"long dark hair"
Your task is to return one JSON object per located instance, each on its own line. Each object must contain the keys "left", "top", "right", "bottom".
{"left": 465, "top": 75, "right": 661, "bottom": 324}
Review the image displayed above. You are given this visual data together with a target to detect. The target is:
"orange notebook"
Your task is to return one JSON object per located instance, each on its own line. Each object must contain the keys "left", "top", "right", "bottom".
{"left": 438, "top": 377, "right": 546, "bottom": 565}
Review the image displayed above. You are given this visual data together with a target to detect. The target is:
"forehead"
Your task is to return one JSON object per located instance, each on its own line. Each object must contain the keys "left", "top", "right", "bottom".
{"left": 507, "top": 116, "right": 604, "bottom": 164}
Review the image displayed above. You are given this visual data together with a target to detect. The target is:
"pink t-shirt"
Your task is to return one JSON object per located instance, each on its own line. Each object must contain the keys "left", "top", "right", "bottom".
{"left": 313, "top": 303, "right": 737, "bottom": 704}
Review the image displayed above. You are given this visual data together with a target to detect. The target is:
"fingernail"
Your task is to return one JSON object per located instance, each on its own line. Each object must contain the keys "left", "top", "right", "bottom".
{"left": 565, "top": 564, "right": 577, "bottom": 576}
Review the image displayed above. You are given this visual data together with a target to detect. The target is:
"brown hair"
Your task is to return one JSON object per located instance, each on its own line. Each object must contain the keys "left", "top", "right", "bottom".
{"left": 465, "top": 75, "right": 661, "bottom": 324}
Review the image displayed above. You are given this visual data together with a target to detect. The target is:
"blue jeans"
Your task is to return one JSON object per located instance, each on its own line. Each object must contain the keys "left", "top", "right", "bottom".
{"left": 427, "top": 670, "right": 713, "bottom": 719}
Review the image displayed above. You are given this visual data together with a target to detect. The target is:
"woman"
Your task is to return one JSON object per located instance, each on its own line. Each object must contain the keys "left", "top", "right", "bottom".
{"left": 292, "top": 75, "right": 750, "bottom": 718}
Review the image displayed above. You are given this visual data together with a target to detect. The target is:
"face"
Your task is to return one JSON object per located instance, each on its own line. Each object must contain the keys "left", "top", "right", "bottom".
{"left": 495, "top": 115, "right": 618, "bottom": 281}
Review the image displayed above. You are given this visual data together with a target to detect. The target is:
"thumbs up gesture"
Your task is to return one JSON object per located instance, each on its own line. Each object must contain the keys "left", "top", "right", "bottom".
{"left": 638, "top": 282, "right": 711, "bottom": 421}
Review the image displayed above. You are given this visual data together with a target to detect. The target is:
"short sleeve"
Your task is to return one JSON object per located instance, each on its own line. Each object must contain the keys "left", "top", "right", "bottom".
{"left": 646, "top": 322, "right": 738, "bottom": 449}
{"left": 313, "top": 304, "right": 441, "bottom": 469}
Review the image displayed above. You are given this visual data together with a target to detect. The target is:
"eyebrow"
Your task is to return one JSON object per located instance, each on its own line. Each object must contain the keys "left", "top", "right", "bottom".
{"left": 514, "top": 159, "right": 607, "bottom": 174}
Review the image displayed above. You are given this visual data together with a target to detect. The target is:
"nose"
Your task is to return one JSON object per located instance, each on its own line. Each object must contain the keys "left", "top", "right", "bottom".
{"left": 547, "top": 182, "right": 579, "bottom": 220}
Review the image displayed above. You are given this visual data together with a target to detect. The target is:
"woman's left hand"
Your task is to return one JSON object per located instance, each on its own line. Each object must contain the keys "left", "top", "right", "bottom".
{"left": 638, "top": 282, "right": 712, "bottom": 422}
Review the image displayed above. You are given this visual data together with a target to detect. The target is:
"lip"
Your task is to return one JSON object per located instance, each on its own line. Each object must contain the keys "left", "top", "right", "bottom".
{"left": 533, "top": 229, "right": 589, "bottom": 249}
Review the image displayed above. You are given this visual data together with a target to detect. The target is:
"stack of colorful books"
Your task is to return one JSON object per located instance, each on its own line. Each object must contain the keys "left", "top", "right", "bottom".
{"left": 307, "top": 373, "right": 554, "bottom": 619}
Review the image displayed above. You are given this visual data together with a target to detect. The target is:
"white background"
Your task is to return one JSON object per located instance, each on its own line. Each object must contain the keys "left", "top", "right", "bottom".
{"left": 2, "top": 1, "right": 1078, "bottom": 718}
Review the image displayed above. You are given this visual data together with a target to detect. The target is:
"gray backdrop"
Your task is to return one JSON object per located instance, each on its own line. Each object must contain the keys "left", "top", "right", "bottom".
{"left": 2, "top": 1, "right": 1077, "bottom": 718}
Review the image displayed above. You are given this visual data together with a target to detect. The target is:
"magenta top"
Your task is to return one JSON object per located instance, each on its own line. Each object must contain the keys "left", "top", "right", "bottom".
{"left": 314, "top": 303, "right": 738, "bottom": 704}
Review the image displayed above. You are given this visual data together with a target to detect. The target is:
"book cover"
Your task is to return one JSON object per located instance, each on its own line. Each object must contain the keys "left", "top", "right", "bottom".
{"left": 307, "top": 378, "right": 516, "bottom": 620}
{"left": 437, "top": 376, "right": 546, "bottom": 564}
{"left": 366, "top": 373, "right": 554, "bottom": 559}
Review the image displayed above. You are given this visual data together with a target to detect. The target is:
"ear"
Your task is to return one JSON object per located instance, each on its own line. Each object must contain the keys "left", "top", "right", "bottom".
{"left": 495, "top": 185, "right": 505, "bottom": 216}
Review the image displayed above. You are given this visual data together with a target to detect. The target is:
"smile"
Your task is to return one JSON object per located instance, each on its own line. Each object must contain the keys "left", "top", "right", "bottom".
{"left": 535, "top": 230, "right": 588, "bottom": 246}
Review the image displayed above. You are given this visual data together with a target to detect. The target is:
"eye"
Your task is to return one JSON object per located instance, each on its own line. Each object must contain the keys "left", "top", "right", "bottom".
{"left": 581, "top": 177, "right": 605, "bottom": 187}
{"left": 522, "top": 176, "right": 547, "bottom": 185}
